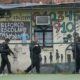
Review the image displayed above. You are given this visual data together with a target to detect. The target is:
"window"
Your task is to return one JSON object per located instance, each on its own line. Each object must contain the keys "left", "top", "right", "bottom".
{"left": 45, "top": 32, "right": 53, "bottom": 46}
{"left": 34, "top": 30, "right": 53, "bottom": 47}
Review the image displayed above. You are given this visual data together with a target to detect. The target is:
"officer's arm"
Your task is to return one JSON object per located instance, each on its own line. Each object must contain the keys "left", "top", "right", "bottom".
{"left": 38, "top": 45, "right": 41, "bottom": 54}
{"left": 29, "top": 45, "right": 32, "bottom": 52}
{"left": 10, "top": 49, "right": 16, "bottom": 58}
{"left": 29, "top": 45, "right": 33, "bottom": 59}
{"left": 9, "top": 48, "right": 14, "bottom": 55}
{"left": 7, "top": 45, "right": 15, "bottom": 57}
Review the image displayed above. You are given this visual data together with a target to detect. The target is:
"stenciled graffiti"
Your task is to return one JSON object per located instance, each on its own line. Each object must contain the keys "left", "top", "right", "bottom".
{"left": 0, "top": 22, "right": 30, "bottom": 40}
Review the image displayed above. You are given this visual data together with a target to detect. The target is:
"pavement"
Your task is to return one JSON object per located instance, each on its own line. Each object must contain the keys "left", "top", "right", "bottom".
{"left": 0, "top": 74, "right": 80, "bottom": 80}
{"left": 2, "top": 62, "right": 75, "bottom": 74}
{"left": 30, "top": 62, "right": 75, "bottom": 74}
{"left": 0, "top": 62, "right": 79, "bottom": 80}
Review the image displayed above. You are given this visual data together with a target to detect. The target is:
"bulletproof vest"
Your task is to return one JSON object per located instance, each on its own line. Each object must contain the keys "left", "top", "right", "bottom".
{"left": 0, "top": 43, "right": 10, "bottom": 55}
{"left": 33, "top": 46, "right": 40, "bottom": 55}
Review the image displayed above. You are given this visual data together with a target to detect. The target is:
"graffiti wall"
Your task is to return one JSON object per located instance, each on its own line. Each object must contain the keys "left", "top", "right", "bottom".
{"left": 0, "top": 9, "right": 31, "bottom": 40}
{"left": 0, "top": 9, "right": 32, "bottom": 73}
{"left": 51, "top": 10, "right": 80, "bottom": 65}
{"left": 0, "top": 22, "right": 30, "bottom": 40}
{"left": 0, "top": 9, "right": 80, "bottom": 73}
{"left": 32, "top": 10, "right": 79, "bottom": 42}
{"left": 32, "top": 9, "right": 80, "bottom": 64}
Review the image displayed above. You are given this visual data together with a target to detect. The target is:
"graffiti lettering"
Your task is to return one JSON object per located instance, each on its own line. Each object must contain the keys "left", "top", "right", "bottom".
{"left": 51, "top": 10, "right": 74, "bottom": 33}
{"left": 65, "top": 11, "right": 73, "bottom": 21}
{"left": 61, "top": 22, "right": 74, "bottom": 33}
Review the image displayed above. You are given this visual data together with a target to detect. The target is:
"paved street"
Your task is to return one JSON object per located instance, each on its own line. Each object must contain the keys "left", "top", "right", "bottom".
{"left": 0, "top": 74, "right": 79, "bottom": 80}
{"left": 30, "top": 62, "right": 75, "bottom": 74}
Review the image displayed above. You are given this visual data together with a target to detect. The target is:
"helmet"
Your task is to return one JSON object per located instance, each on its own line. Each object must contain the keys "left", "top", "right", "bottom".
{"left": 5, "top": 38, "right": 10, "bottom": 42}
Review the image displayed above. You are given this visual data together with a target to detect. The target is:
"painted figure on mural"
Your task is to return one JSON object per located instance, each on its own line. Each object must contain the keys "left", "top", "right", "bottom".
{"left": 0, "top": 38, "right": 15, "bottom": 74}
{"left": 49, "top": 52, "right": 53, "bottom": 64}
{"left": 61, "top": 54, "right": 63, "bottom": 63}
{"left": 19, "top": 28, "right": 29, "bottom": 44}
{"left": 56, "top": 49, "right": 60, "bottom": 63}
{"left": 44, "top": 55, "right": 47, "bottom": 64}
{"left": 24, "top": 40, "right": 41, "bottom": 73}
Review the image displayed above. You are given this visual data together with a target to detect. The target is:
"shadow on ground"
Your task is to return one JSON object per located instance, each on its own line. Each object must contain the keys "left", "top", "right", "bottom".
{"left": 30, "top": 62, "right": 75, "bottom": 74}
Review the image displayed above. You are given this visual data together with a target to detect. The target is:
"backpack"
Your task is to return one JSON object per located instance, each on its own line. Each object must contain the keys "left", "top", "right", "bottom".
{"left": 0, "top": 43, "right": 9, "bottom": 54}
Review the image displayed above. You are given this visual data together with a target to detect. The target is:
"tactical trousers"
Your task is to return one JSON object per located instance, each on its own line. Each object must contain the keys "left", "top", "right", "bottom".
{"left": 0, "top": 54, "right": 12, "bottom": 74}
{"left": 75, "top": 57, "right": 80, "bottom": 73}
{"left": 25, "top": 60, "right": 40, "bottom": 73}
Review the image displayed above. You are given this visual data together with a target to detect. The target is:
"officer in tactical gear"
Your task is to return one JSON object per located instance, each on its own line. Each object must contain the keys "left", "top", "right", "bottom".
{"left": 25, "top": 41, "right": 41, "bottom": 73}
{"left": 66, "top": 32, "right": 80, "bottom": 73}
{"left": 0, "top": 38, "right": 15, "bottom": 74}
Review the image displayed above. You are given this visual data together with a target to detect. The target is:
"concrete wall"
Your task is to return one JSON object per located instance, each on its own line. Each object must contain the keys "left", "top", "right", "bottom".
{"left": 0, "top": 8, "right": 79, "bottom": 73}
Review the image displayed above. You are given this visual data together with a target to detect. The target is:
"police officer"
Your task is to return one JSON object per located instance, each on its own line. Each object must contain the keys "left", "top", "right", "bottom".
{"left": 25, "top": 41, "right": 41, "bottom": 73}
{"left": 66, "top": 32, "right": 80, "bottom": 73}
{"left": 0, "top": 38, "right": 15, "bottom": 74}
{"left": 75, "top": 37, "right": 80, "bottom": 73}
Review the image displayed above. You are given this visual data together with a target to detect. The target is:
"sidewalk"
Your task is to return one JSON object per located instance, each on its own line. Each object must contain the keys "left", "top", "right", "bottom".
{"left": 31, "top": 62, "right": 75, "bottom": 73}
{"left": 0, "top": 74, "right": 79, "bottom": 80}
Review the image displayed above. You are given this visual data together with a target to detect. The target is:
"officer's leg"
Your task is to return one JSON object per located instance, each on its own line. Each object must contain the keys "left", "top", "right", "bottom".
{"left": 0, "top": 58, "right": 6, "bottom": 73}
{"left": 78, "top": 58, "right": 80, "bottom": 72}
{"left": 36, "top": 62, "right": 40, "bottom": 73}
{"left": 75, "top": 58, "right": 79, "bottom": 73}
{"left": 6, "top": 56, "right": 12, "bottom": 73}
{"left": 25, "top": 63, "right": 35, "bottom": 73}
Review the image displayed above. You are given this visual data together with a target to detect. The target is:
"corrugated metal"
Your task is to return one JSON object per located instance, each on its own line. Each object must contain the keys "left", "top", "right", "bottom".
{"left": 0, "top": 3, "right": 46, "bottom": 9}
{"left": 0, "top": 3, "right": 79, "bottom": 10}
{"left": 0, "top": 0, "right": 80, "bottom": 4}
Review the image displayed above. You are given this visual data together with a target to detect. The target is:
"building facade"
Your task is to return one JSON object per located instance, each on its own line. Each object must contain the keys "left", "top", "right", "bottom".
{"left": 0, "top": 3, "right": 80, "bottom": 73}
